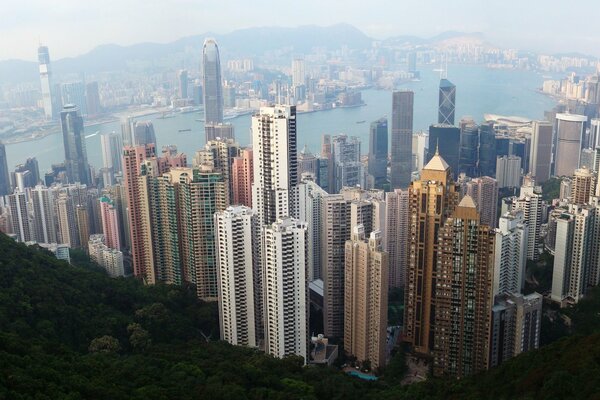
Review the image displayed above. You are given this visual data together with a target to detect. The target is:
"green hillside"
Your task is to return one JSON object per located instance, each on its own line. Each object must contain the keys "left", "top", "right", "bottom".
{"left": 0, "top": 233, "right": 599, "bottom": 399}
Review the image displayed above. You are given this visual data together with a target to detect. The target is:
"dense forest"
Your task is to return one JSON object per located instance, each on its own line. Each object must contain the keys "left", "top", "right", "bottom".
{"left": 1, "top": 233, "right": 599, "bottom": 399}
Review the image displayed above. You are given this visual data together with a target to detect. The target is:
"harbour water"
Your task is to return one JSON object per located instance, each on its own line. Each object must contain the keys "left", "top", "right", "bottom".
{"left": 6, "top": 65, "right": 557, "bottom": 173}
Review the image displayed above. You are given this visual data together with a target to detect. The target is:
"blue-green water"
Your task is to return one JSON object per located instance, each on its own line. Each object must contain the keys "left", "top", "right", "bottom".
{"left": 6, "top": 65, "right": 556, "bottom": 173}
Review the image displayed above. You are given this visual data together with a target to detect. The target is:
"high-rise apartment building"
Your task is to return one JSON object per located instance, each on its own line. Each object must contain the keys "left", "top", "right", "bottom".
{"left": 554, "top": 113, "right": 587, "bottom": 177}
{"left": 99, "top": 195, "right": 121, "bottom": 250}
{"left": 215, "top": 206, "right": 258, "bottom": 347}
{"left": 391, "top": 91, "right": 414, "bottom": 188}
{"left": 496, "top": 155, "right": 521, "bottom": 188}
{"left": 465, "top": 176, "right": 498, "bottom": 228}
{"left": 100, "top": 131, "right": 123, "bottom": 186}
{"left": 404, "top": 151, "right": 460, "bottom": 355}
{"left": 433, "top": 195, "right": 494, "bottom": 377}
{"left": 8, "top": 191, "right": 32, "bottom": 242}
{"left": 0, "top": 143, "right": 11, "bottom": 196}
{"left": 56, "top": 192, "right": 79, "bottom": 248}
{"left": 88, "top": 234, "right": 125, "bottom": 277}
{"left": 38, "top": 45, "right": 58, "bottom": 119}
{"left": 438, "top": 79, "right": 456, "bottom": 125}
{"left": 529, "top": 121, "right": 553, "bottom": 183}
{"left": 298, "top": 146, "right": 320, "bottom": 180}
{"left": 205, "top": 122, "right": 235, "bottom": 142}
{"left": 344, "top": 226, "right": 389, "bottom": 369}
{"left": 60, "top": 105, "right": 89, "bottom": 185}
{"left": 368, "top": 118, "right": 388, "bottom": 189}
{"left": 263, "top": 218, "right": 308, "bottom": 361}
{"left": 494, "top": 211, "right": 529, "bottom": 297}
{"left": 385, "top": 188, "right": 409, "bottom": 288}
{"left": 332, "top": 134, "right": 363, "bottom": 192}
{"left": 509, "top": 183, "right": 543, "bottom": 261}
{"left": 31, "top": 185, "right": 57, "bottom": 244}
{"left": 571, "top": 166, "right": 595, "bottom": 205}
{"left": 231, "top": 148, "right": 253, "bottom": 207}
{"left": 203, "top": 38, "right": 224, "bottom": 141}
{"left": 297, "top": 174, "right": 328, "bottom": 281}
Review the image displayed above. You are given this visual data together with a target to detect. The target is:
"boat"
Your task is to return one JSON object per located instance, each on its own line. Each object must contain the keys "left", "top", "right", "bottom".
{"left": 178, "top": 128, "right": 191, "bottom": 133}
{"left": 356, "top": 120, "right": 366, "bottom": 124}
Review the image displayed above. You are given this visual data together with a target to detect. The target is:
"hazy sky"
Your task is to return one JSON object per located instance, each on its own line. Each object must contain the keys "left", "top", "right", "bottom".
{"left": 2, "top": 0, "right": 600, "bottom": 61}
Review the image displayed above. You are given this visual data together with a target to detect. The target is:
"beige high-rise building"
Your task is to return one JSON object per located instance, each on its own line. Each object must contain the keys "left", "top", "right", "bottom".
{"left": 571, "top": 166, "right": 595, "bottom": 205}
{"left": 433, "top": 195, "right": 495, "bottom": 377}
{"left": 344, "top": 226, "right": 389, "bottom": 369}
{"left": 56, "top": 192, "right": 79, "bottom": 248}
{"left": 385, "top": 188, "right": 410, "bottom": 288}
{"left": 75, "top": 205, "right": 90, "bottom": 251}
{"left": 404, "top": 150, "right": 460, "bottom": 355}
{"left": 321, "top": 187, "right": 385, "bottom": 338}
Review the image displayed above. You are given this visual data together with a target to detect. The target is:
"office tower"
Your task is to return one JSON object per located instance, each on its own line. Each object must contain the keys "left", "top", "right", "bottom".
{"left": 61, "top": 105, "right": 90, "bottom": 185}
{"left": 88, "top": 234, "right": 125, "bottom": 277}
{"left": 529, "top": 121, "right": 553, "bottom": 183}
{"left": 580, "top": 148, "right": 596, "bottom": 172}
{"left": 496, "top": 155, "right": 521, "bottom": 188}
{"left": 262, "top": 218, "right": 308, "bottom": 361}
{"left": 205, "top": 122, "right": 235, "bottom": 142}
{"left": 223, "top": 84, "right": 236, "bottom": 108}
{"left": 85, "top": 82, "right": 101, "bottom": 116}
{"left": 551, "top": 204, "right": 595, "bottom": 304}
{"left": 298, "top": 146, "right": 320, "bottom": 179}
{"left": 56, "top": 192, "right": 80, "bottom": 248}
{"left": 177, "top": 69, "right": 188, "bottom": 99}
{"left": 321, "top": 188, "right": 386, "bottom": 338}
{"left": 8, "top": 191, "right": 32, "bottom": 242}
{"left": 38, "top": 45, "right": 57, "bottom": 119}
{"left": 344, "top": 226, "right": 389, "bottom": 369}
{"left": 252, "top": 105, "right": 298, "bottom": 228}
{"left": 193, "top": 79, "right": 203, "bottom": 105}
{"left": 459, "top": 118, "right": 479, "bottom": 176}
{"left": 404, "top": 150, "right": 460, "bottom": 354}
{"left": 465, "top": 176, "right": 498, "bottom": 228}
{"left": 554, "top": 113, "right": 587, "bottom": 177}
{"left": 99, "top": 196, "right": 121, "bottom": 250}
{"left": 494, "top": 211, "right": 529, "bottom": 297}
{"left": 590, "top": 118, "right": 600, "bottom": 149}
{"left": 0, "top": 143, "right": 10, "bottom": 196}
{"left": 31, "top": 185, "right": 57, "bottom": 244}
{"left": 297, "top": 174, "right": 327, "bottom": 281}
{"left": 13, "top": 158, "right": 40, "bottom": 190}
{"left": 385, "top": 188, "right": 409, "bottom": 288}
{"left": 133, "top": 121, "right": 157, "bottom": 146}
{"left": 478, "top": 122, "right": 497, "bottom": 177}
{"left": 320, "top": 134, "right": 335, "bottom": 193}
{"left": 332, "top": 134, "right": 363, "bottom": 192}
{"left": 203, "top": 38, "right": 224, "bottom": 141}
{"left": 120, "top": 116, "right": 135, "bottom": 146}
{"left": 75, "top": 205, "right": 90, "bottom": 250}
{"left": 391, "top": 91, "right": 414, "bottom": 188}
{"left": 571, "top": 167, "right": 595, "bottom": 205}
{"left": 428, "top": 124, "right": 460, "bottom": 178}
{"left": 490, "top": 292, "right": 542, "bottom": 368}
{"left": 510, "top": 183, "right": 543, "bottom": 261}
{"left": 61, "top": 82, "right": 87, "bottom": 115}
{"left": 215, "top": 206, "right": 257, "bottom": 347}
{"left": 412, "top": 131, "right": 429, "bottom": 172}
{"left": 368, "top": 118, "right": 388, "bottom": 189}
{"left": 433, "top": 195, "right": 494, "bottom": 377}
{"left": 231, "top": 148, "right": 253, "bottom": 207}
{"left": 100, "top": 131, "right": 123, "bottom": 186}
{"left": 438, "top": 79, "right": 456, "bottom": 125}
{"left": 407, "top": 52, "right": 417, "bottom": 74}
{"left": 292, "top": 57, "right": 306, "bottom": 87}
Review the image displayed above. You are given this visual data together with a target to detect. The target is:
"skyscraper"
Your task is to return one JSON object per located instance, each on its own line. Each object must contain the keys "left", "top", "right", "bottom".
{"left": 0, "top": 143, "right": 11, "bottom": 196}
{"left": 100, "top": 131, "right": 123, "bottom": 186}
{"left": 8, "top": 191, "right": 32, "bottom": 242}
{"left": 99, "top": 196, "right": 121, "bottom": 250}
{"left": 433, "top": 195, "right": 494, "bottom": 377}
{"left": 251, "top": 105, "right": 298, "bottom": 228}
{"left": 177, "top": 69, "right": 188, "bottom": 99}
{"left": 368, "top": 118, "right": 388, "bottom": 189}
{"left": 215, "top": 206, "right": 258, "bottom": 347}
{"left": 231, "top": 148, "right": 253, "bottom": 207}
{"left": 554, "top": 113, "right": 587, "bottom": 177}
{"left": 344, "top": 226, "right": 389, "bottom": 369}
{"left": 298, "top": 146, "right": 319, "bottom": 179}
{"left": 38, "top": 45, "right": 57, "bottom": 119}
{"left": 297, "top": 174, "right": 328, "bottom": 281}
{"left": 60, "top": 105, "right": 90, "bottom": 185}
{"left": 332, "top": 134, "right": 364, "bottom": 192}
{"left": 292, "top": 57, "right": 306, "bottom": 87}
{"left": 85, "top": 81, "right": 101, "bottom": 116}
{"left": 404, "top": 150, "right": 460, "bottom": 355}
{"left": 263, "top": 218, "right": 308, "bottom": 361}
{"left": 133, "top": 121, "right": 157, "bottom": 146}
{"left": 438, "top": 79, "right": 456, "bottom": 125}
{"left": 529, "top": 121, "right": 553, "bottom": 183}
{"left": 459, "top": 118, "right": 479, "bottom": 176}
{"left": 571, "top": 166, "right": 595, "bottom": 205}
{"left": 465, "top": 176, "right": 498, "bottom": 228}
{"left": 496, "top": 155, "right": 521, "bottom": 188}
{"left": 203, "top": 38, "right": 224, "bottom": 141}
{"left": 61, "top": 82, "right": 87, "bottom": 116}
{"left": 509, "top": 183, "right": 543, "bottom": 261}
{"left": 205, "top": 123, "right": 235, "bottom": 141}
{"left": 385, "top": 188, "right": 409, "bottom": 288}
{"left": 427, "top": 124, "right": 460, "bottom": 178}
{"left": 391, "top": 91, "right": 414, "bottom": 188}
{"left": 494, "top": 210, "right": 529, "bottom": 297}
{"left": 478, "top": 122, "right": 497, "bottom": 177}
{"left": 31, "top": 185, "right": 57, "bottom": 244}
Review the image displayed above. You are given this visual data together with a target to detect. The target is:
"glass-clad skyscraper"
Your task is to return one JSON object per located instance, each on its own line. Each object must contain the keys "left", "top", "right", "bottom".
{"left": 438, "top": 79, "right": 456, "bottom": 125}
{"left": 60, "top": 104, "right": 89, "bottom": 185}
{"left": 202, "top": 38, "right": 224, "bottom": 142}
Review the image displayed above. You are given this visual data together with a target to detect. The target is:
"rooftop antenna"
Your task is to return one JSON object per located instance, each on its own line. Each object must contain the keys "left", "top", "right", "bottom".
{"left": 435, "top": 138, "right": 440, "bottom": 156}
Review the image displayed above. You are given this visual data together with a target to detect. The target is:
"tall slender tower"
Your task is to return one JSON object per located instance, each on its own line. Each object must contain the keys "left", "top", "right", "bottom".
{"left": 391, "top": 91, "right": 414, "bottom": 189}
{"left": 404, "top": 149, "right": 460, "bottom": 354}
{"left": 202, "top": 38, "right": 224, "bottom": 141}
{"left": 8, "top": 191, "right": 32, "bottom": 242}
{"left": 438, "top": 79, "right": 456, "bottom": 125}
{"left": 385, "top": 188, "right": 410, "bottom": 288}
{"left": 61, "top": 105, "right": 90, "bottom": 185}
{"left": 529, "top": 121, "right": 553, "bottom": 183}
{"left": 344, "top": 226, "right": 389, "bottom": 369}
{"left": 215, "top": 206, "right": 257, "bottom": 347}
{"left": 31, "top": 185, "right": 57, "bottom": 244}
{"left": 38, "top": 45, "right": 57, "bottom": 119}
{"left": 251, "top": 105, "right": 298, "bottom": 228}
{"left": 99, "top": 196, "right": 121, "bottom": 250}
{"left": 100, "top": 131, "right": 123, "bottom": 186}
{"left": 433, "top": 195, "right": 494, "bottom": 377}
{"left": 493, "top": 210, "right": 529, "bottom": 297}
{"left": 231, "top": 148, "right": 253, "bottom": 207}
{"left": 368, "top": 118, "right": 388, "bottom": 189}
{"left": 262, "top": 218, "right": 308, "bottom": 361}
{"left": 0, "top": 143, "right": 11, "bottom": 196}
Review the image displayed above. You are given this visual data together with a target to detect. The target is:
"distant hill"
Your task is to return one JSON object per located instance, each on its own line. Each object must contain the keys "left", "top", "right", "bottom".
{"left": 1, "top": 233, "right": 600, "bottom": 399}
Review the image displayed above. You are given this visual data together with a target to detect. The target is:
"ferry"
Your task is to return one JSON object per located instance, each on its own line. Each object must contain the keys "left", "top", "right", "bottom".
{"left": 178, "top": 128, "right": 191, "bottom": 133}
{"left": 356, "top": 120, "right": 366, "bottom": 124}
